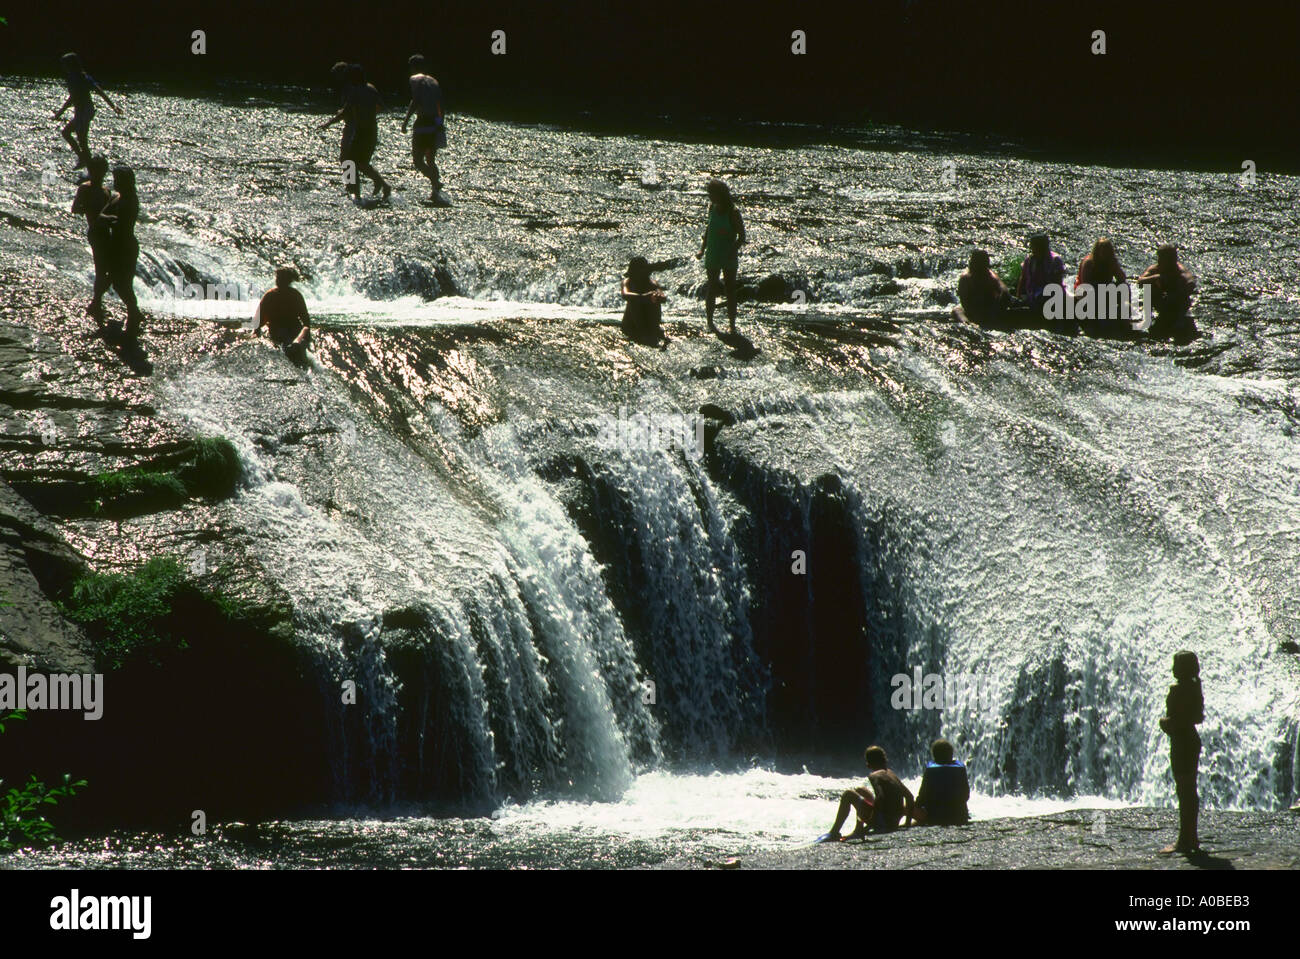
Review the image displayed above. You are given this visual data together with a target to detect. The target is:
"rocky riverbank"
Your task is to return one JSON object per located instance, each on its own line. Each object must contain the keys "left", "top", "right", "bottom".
{"left": 662, "top": 806, "right": 1300, "bottom": 870}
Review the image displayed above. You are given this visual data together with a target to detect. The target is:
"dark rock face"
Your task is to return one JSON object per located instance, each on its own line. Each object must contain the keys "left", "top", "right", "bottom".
{"left": 0, "top": 296, "right": 332, "bottom": 826}
{"left": 0, "top": 482, "right": 94, "bottom": 673}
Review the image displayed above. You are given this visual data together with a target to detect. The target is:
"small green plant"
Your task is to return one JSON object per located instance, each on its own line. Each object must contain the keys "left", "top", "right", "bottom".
{"left": 999, "top": 254, "right": 1023, "bottom": 293}
{"left": 180, "top": 436, "right": 242, "bottom": 497}
{"left": 60, "top": 555, "right": 254, "bottom": 669}
{"left": 61, "top": 556, "right": 193, "bottom": 668}
{"left": 0, "top": 711, "right": 87, "bottom": 852}
{"left": 90, "top": 468, "right": 188, "bottom": 514}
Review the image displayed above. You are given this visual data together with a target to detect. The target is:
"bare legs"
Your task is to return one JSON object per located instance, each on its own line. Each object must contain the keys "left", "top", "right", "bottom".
{"left": 412, "top": 143, "right": 440, "bottom": 200}
{"left": 61, "top": 119, "right": 90, "bottom": 167}
{"left": 828, "top": 788, "right": 874, "bottom": 839}
{"left": 705, "top": 267, "right": 738, "bottom": 334}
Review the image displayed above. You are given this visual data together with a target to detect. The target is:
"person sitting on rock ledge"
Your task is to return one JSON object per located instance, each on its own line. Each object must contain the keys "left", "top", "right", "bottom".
{"left": 254, "top": 268, "right": 313, "bottom": 363}
{"left": 912, "top": 738, "right": 970, "bottom": 826}
{"left": 820, "top": 745, "right": 914, "bottom": 842}
{"left": 621, "top": 256, "right": 668, "bottom": 348}
{"left": 954, "top": 249, "right": 1010, "bottom": 324}
{"left": 1016, "top": 233, "right": 1067, "bottom": 322}
{"left": 1137, "top": 245, "right": 1197, "bottom": 342}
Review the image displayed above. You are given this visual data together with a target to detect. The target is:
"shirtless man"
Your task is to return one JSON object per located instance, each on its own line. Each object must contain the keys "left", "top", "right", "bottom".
{"left": 401, "top": 54, "right": 447, "bottom": 202}
{"left": 823, "top": 745, "right": 915, "bottom": 841}
{"left": 1137, "top": 245, "right": 1197, "bottom": 341}
{"left": 954, "top": 249, "right": 1009, "bottom": 323}
{"left": 254, "top": 268, "right": 312, "bottom": 362}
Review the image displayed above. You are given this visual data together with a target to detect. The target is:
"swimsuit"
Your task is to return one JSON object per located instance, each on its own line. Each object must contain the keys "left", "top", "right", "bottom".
{"left": 704, "top": 206, "right": 738, "bottom": 273}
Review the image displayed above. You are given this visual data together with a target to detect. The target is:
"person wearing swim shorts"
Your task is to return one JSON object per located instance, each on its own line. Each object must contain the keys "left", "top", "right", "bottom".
{"left": 401, "top": 54, "right": 447, "bottom": 202}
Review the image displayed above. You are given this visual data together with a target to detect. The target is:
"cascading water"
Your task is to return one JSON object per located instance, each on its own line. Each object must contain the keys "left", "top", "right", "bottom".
{"left": 3, "top": 76, "right": 1298, "bottom": 843}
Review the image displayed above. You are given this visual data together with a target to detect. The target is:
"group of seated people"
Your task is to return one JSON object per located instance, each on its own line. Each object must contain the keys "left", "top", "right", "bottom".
{"left": 822, "top": 739, "right": 971, "bottom": 841}
{"left": 955, "top": 235, "right": 1198, "bottom": 341}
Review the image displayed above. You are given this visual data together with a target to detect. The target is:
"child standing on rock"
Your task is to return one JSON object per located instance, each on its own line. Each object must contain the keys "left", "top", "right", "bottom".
{"left": 1158, "top": 650, "right": 1203, "bottom": 854}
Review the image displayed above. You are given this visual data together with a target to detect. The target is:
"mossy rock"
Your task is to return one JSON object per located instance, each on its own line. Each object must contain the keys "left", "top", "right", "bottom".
{"left": 179, "top": 436, "right": 242, "bottom": 498}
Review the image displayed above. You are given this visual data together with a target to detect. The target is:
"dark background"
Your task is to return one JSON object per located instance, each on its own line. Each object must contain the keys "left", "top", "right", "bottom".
{"left": 3, "top": 0, "right": 1298, "bottom": 164}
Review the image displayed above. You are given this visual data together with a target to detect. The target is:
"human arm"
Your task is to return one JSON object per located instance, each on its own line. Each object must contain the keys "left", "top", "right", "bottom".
{"left": 54, "top": 95, "right": 73, "bottom": 119}
{"left": 320, "top": 106, "right": 347, "bottom": 130}
{"left": 292, "top": 291, "right": 311, "bottom": 345}
{"left": 732, "top": 208, "right": 746, "bottom": 247}
{"left": 401, "top": 100, "right": 415, "bottom": 133}
{"left": 93, "top": 81, "right": 123, "bottom": 116}
{"left": 903, "top": 783, "right": 915, "bottom": 827}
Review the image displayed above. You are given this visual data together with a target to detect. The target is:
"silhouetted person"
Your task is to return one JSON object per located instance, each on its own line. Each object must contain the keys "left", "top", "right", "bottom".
{"left": 1137, "top": 245, "right": 1197, "bottom": 341}
{"left": 54, "top": 53, "right": 121, "bottom": 168}
{"left": 103, "top": 165, "right": 145, "bottom": 338}
{"left": 254, "top": 268, "right": 312, "bottom": 362}
{"left": 71, "top": 155, "right": 113, "bottom": 319}
{"left": 1016, "top": 234, "right": 1067, "bottom": 321}
{"left": 912, "top": 738, "right": 971, "bottom": 826}
{"left": 955, "top": 249, "right": 1009, "bottom": 323}
{"left": 401, "top": 54, "right": 446, "bottom": 203}
{"left": 322, "top": 63, "right": 390, "bottom": 201}
{"left": 822, "top": 745, "right": 914, "bottom": 841}
{"left": 1076, "top": 237, "right": 1130, "bottom": 333}
{"left": 1158, "top": 650, "right": 1203, "bottom": 854}
{"left": 621, "top": 256, "right": 668, "bottom": 347}
{"left": 696, "top": 178, "right": 744, "bottom": 335}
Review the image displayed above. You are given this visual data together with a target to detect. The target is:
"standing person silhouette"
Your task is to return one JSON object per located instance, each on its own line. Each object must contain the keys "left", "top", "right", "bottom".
{"left": 1158, "top": 650, "right": 1203, "bottom": 854}
{"left": 70, "top": 155, "right": 113, "bottom": 319}
{"left": 54, "top": 53, "right": 122, "bottom": 168}
{"left": 696, "top": 179, "right": 745, "bottom": 335}
{"left": 103, "top": 165, "right": 145, "bottom": 338}
{"left": 322, "top": 63, "right": 391, "bottom": 201}
{"left": 401, "top": 55, "right": 447, "bottom": 204}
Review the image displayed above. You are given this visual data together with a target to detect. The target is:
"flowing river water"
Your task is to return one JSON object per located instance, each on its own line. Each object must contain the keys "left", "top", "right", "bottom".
{"left": 1, "top": 76, "right": 1298, "bottom": 867}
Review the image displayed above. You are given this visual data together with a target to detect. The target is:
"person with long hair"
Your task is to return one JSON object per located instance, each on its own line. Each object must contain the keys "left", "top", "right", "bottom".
{"left": 103, "top": 165, "right": 145, "bottom": 338}
{"left": 1158, "top": 650, "right": 1203, "bottom": 854}
{"left": 696, "top": 178, "right": 745, "bottom": 334}
{"left": 621, "top": 256, "right": 668, "bottom": 347}
{"left": 1075, "top": 238, "right": 1129, "bottom": 332}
